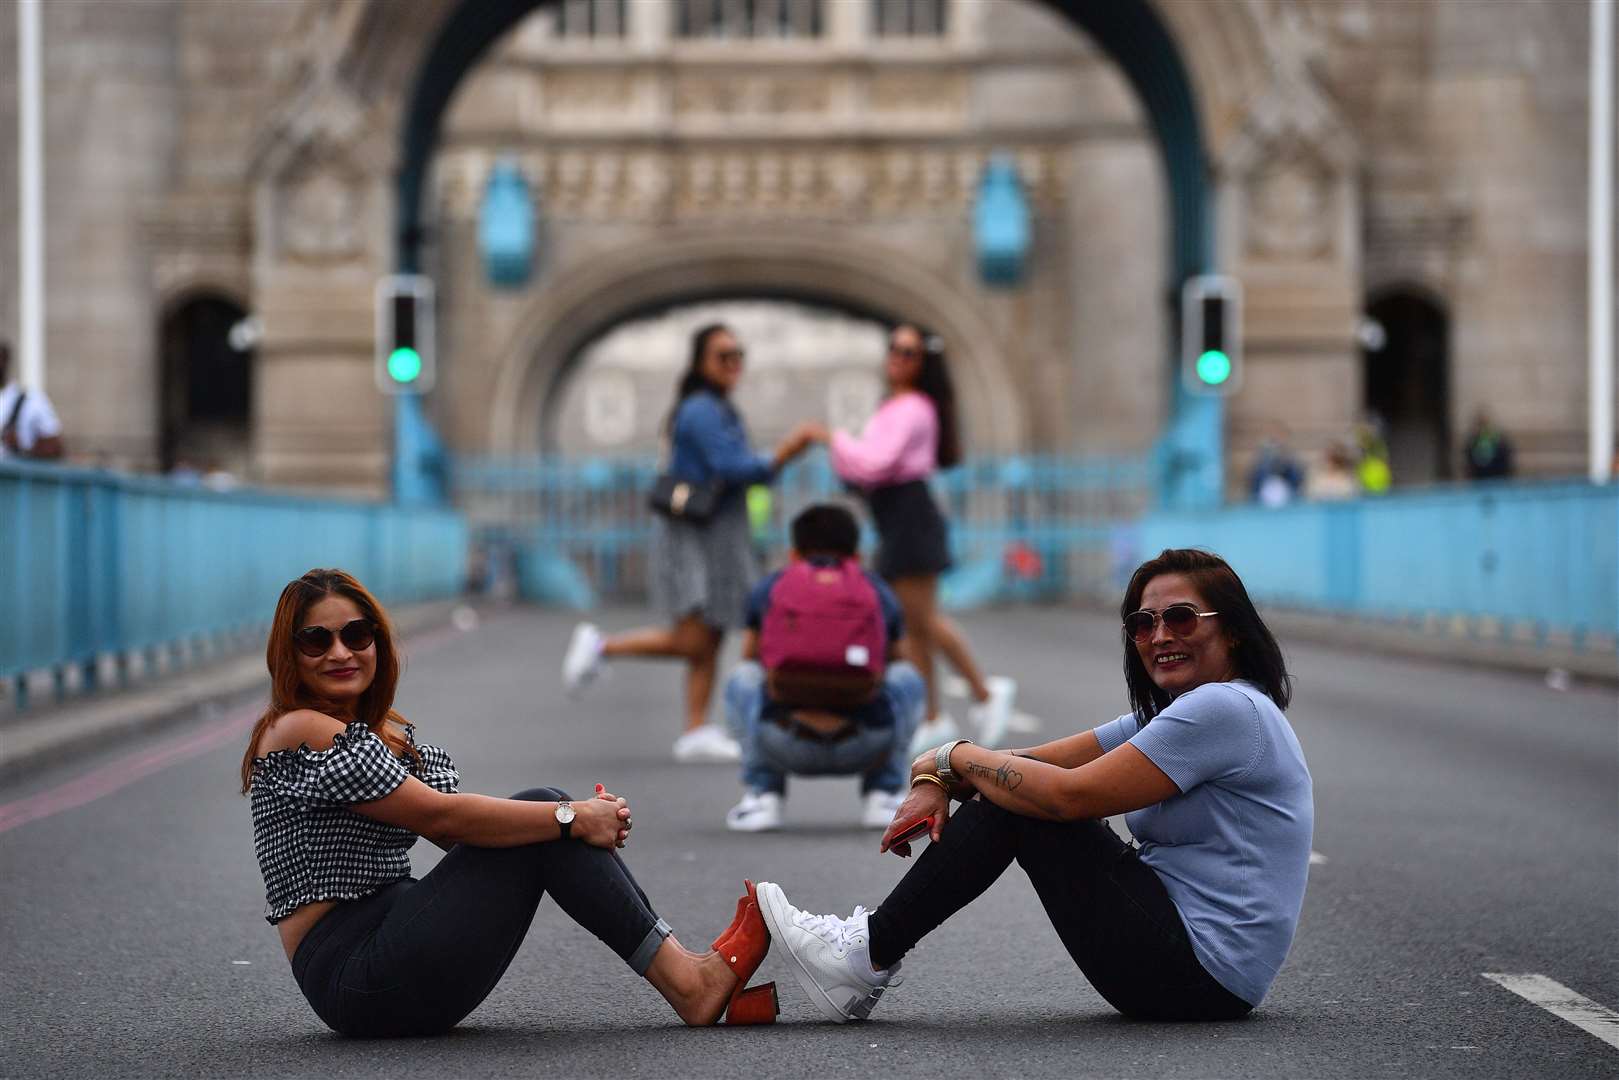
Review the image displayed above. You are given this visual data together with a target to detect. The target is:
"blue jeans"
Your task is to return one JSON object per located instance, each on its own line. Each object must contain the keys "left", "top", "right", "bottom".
{"left": 724, "top": 661, "right": 925, "bottom": 796}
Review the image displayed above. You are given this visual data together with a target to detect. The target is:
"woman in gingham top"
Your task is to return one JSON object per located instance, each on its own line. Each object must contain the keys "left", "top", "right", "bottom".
{"left": 242, "top": 569, "right": 776, "bottom": 1037}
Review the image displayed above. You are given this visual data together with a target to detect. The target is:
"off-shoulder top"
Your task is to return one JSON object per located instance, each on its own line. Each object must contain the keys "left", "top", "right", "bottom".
{"left": 248, "top": 719, "right": 459, "bottom": 923}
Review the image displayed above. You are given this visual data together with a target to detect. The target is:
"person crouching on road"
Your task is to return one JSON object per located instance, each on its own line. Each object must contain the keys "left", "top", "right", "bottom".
{"left": 724, "top": 503, "right": 925, "bottom": 832}
{"left": 754, "top": 548, "right": 1313, "bottom": 1023}
{"left": 241, "top": 568, "right": 778, "bottom": 1037}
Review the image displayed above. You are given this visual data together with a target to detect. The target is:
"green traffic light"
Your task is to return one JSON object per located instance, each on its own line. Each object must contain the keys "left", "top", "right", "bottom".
{"left": 1196, "top": 349, "right": 1232, "bottom": 386}
{"left": 387, "top": 347, "right": 422, "bottom": 384}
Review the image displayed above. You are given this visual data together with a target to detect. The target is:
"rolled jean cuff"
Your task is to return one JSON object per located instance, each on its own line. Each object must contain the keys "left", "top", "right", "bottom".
{"left": 627, "top": 918, "right": 673, "bottom": 975}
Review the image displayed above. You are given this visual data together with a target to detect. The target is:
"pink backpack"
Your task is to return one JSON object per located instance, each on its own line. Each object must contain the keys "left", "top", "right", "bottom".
{"left": 759, "top": 559, "right": 887, "bottom": 708}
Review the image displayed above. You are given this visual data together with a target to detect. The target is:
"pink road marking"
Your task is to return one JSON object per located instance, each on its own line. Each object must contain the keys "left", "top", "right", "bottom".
{"left": 0, "top": 615, "right": 474, "bottom": 836}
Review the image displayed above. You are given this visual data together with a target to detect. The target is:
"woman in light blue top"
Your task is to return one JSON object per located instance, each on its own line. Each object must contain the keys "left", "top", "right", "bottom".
{"left": 756, "top": 547, "right": 1314, "bottom": 1023}
{"left": 562, "top": 324, "right": 817, "bottom": 763}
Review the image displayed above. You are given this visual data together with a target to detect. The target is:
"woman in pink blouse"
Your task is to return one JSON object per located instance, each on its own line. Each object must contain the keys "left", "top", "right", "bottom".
{"left": 815, "top": 324, "right": 1015, "bottom": 750}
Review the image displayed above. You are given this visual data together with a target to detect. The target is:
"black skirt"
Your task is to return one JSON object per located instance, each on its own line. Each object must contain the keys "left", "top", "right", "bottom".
{"left": 866, "top": 478, "right": 953, "bottom": 581}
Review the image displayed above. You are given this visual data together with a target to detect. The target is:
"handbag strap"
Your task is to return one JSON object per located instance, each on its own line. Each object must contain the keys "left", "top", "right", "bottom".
{"left": 2, "top": 389, "right": 26, "bottom": 442}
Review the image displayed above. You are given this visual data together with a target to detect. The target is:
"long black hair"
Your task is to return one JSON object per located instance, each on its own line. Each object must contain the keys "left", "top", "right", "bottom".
{"left": 1120, "top": 548, "right": 1292, "bottom": 725}
{"left": 895, "top": 324, "right": 961, "bottom": 469}
{"left": 664, "top": 322, "right": 733, "bottom": 434}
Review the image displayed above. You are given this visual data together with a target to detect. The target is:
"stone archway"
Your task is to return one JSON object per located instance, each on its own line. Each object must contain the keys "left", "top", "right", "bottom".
{"left": 247, "top": 0, "right": 1359, "bottom": 497}
{"left": 479, "top": 228, "right": 1025, "bottom": 456}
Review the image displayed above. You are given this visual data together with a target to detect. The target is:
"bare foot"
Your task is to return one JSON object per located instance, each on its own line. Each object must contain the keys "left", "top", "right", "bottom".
{"left": 644, "top": 938, "right": 737, "bottom": 1026}
{"left": 674, "top": 950, "right": 737, "bottom": 1027}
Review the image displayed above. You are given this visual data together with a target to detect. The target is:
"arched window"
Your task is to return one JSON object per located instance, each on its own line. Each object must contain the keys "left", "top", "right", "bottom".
{"left": 1363, "top": 289, "right": 1450, "bottom": 484}
{"left": 158, "top": 294, "right": 254, "bottom": 478}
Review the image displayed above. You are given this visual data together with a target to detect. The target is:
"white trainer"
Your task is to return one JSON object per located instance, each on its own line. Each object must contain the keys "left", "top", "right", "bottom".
{"left": 860, "top": 790, "right": 905, "bottom": 830}
{"left": 969, "top": 676, "right": 1018, "bottom": 748}
{"left": 754, "top": 882, "right": 901, "bottom": 1023}
{"left": 907, "top": 712, "right": 960, "bottom": 759}
{"left": 726, "top": 790, "right": 784, "bottom": 832}
{"left": 671, "top": 723, "right": 742, "bottom": 763}
{"left": 562, "top": 622, "right": 605, "bottom": 697}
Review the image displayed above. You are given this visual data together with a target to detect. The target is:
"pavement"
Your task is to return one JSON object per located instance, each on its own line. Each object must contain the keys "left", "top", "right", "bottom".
{"left": 1, "top": 604, "right": 1615, "bottom": 1078}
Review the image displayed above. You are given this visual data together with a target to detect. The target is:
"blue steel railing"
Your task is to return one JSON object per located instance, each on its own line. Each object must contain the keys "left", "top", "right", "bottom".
{"left": 1137, "top": 480, "right": 1619, "bottom": 654}
{"left": 452, "top": 450, "right": 1153, "bottom": 607}
{"left": 1, "top": 460, "right": 469, "bottom": 704}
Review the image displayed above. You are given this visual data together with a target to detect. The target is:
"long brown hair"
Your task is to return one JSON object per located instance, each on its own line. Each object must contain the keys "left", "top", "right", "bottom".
{"left": 238, "top": 568, "right": 410, "bottom": 794}
{"left": 1120, "top": 548, "right": 1292, "bottom": 726}
{"left": 894, "top": 324, "right": 962, "bottom": 469}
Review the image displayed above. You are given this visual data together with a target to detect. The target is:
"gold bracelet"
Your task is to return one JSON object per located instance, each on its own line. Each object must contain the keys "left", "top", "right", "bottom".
{"left": 911, "top": 773, "right": 949, "bottom": 793}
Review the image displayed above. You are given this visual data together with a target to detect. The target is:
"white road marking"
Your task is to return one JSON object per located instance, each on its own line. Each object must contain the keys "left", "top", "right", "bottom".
{"left": 1482, "top": 973, "right": 1619, "bottom": 1050}
{"left": 1309, "top": 850, "right": 1328, "bottom": 865}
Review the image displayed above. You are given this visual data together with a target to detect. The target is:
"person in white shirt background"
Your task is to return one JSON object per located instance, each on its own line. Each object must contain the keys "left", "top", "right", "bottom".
{"left": 0, "top": 340, "right": 64, "bottom": 461}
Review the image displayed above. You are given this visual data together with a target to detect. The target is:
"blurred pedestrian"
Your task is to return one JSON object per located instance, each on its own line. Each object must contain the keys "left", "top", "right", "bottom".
{"left": 0, "top": 340, "right": 64, "bottom": 461}
{"left": 1247, "top": 439, "right": 1304, "bottom": 508}
{"left": 723, "top": 503, "right": 925, "bottom": 833}
{"left": 242, "top": 569, "right": 780, "bottom": 1035}
{"left": 1306, "top": 442, "right": 1358, "bottom": 500}
{"left": 1462, "top": 409, "right": 1514, "bottom": 480}
{"left": 755, "top": 547, "right": 1312, "bottom": 1024}
{"left": 1355, "top": 417, "right": 1392, "bottom": 494}
{"left": 814, "top": 324, "right": 1015, "bottom": 752}
{"left": 561, "top": 323, "right": 819, "bottom": 762}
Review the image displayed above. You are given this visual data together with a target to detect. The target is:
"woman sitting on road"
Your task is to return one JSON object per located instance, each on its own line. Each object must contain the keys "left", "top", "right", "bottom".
{"left": 756, "top": 548, "right": 1313, "bottom": 1023}
{"left": 240, "top": 568, "right": 777, "bottom": 1037}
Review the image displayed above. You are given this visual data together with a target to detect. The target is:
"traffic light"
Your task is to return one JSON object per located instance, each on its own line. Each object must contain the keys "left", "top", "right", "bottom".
{"left": 1181, "top": 275, "right": 1242, "bottom": 395}
{"left": 375, "top": 275, "right": 436, "bottom": 394}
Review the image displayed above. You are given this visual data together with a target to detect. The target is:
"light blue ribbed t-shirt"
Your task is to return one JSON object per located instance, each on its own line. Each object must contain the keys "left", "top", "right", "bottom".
{"left": 1092, "top": 679, "right": 1313, "bottom": 1006}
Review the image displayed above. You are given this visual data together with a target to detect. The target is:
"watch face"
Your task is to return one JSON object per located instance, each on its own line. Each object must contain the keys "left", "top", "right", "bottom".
{"left": 555, "top": 802, "right": 576, "bottom": 824}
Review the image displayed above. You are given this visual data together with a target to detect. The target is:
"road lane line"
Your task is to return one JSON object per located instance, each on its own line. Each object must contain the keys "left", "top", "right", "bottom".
{"left": 0, "top": 703, "right": 258, "bottom": 834}
{"left": 1482, "top": 973, "right": 1619, "bottom": 1050}
{"left": 1309, "top": 850, "right": 1328, "bottom": 864}
{"left": 0, "top": 617, "right": 471, "bottom": 836}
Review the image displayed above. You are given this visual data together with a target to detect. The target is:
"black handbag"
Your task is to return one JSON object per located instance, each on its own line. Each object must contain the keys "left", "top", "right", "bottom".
{"left": 647, "top": 473, "right": 724, "bottom": 522}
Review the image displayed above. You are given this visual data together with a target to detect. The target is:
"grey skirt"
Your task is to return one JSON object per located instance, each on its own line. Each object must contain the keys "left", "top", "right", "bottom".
{"left": 648, "top": 494, "right": 758, "bottom": 630}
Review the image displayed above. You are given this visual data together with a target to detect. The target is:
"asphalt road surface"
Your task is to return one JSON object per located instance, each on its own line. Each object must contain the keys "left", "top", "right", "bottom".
{"left": 2, "top": 605, "right": 1615, "bottom": 1079}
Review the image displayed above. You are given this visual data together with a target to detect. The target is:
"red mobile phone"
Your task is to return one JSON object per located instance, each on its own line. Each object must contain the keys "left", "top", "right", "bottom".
{"left": 889, "top": 815, "right": 935, "bottom": 848}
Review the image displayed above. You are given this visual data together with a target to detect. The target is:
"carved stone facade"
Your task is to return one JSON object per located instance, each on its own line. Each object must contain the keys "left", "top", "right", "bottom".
{"left": 0, "top": 0, "right": 1608, "bottom": 493}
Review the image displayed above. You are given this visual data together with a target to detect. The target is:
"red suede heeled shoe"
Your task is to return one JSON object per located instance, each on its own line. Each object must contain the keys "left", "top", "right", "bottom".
{"left": 711, "top": 879, "right": 778, "bottom": 1025}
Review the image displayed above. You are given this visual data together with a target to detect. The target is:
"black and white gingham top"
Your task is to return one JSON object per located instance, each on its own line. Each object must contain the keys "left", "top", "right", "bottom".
{"left": 249, "top": 719, "right": 459, "bottom": 923}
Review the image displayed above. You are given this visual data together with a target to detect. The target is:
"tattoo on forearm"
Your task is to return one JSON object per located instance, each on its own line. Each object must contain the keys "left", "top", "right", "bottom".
{"left": 966, "top": 760, "right": 1024, "bottom": 791}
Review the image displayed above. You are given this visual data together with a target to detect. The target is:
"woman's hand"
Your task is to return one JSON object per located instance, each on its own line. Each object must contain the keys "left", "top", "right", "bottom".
{"left": 573, "top": 790, "right": 632, "bottom": 849}
{"left": 878, "top": 781, "right": 951, "bottom": 857}
{"left": 773, "top": 421, "right": 823, "bottom": 466}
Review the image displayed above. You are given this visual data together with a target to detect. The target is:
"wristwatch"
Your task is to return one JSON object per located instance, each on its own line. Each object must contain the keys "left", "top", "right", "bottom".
{"left": 935, "top": 738, "right": 972, "bottom": 785}
{"left": 554, "top": 801, "right": 576, "bottom": 840}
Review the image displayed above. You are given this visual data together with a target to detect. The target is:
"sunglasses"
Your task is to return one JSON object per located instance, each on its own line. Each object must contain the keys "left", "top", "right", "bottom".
{"left": 1123, "top": 604, "right": 1219, "bottom": 643}
{"left": 293, "top": 618, "right": 376, "bottom": 658}
{"left": 715, "top": 348, "right": 746, "bottom": 367}
{"left": 888, "top": 343, "right": 924, "bottom": 360}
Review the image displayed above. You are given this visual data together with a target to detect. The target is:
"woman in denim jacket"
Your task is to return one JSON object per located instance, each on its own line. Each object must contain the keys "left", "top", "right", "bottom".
{"left": 563, "top": 323, "right": 818, "bottom": 761}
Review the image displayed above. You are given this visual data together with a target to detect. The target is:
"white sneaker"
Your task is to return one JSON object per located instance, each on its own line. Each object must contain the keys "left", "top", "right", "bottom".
{"left": 754, "top": 882, "right": 901, "bottom": 1023}
{"left": 968, "top": 676, "right": 1017, "bottom": 748}
{"left": 860, "top": 790, "right": 905, "bottom": 830}
{"left": 671, "top": 723, "right": 742, "bottom": 763}
{"left": 907, "top": 712, "right": 960, "bottom": 759}
{"left": 562, "top": 623, "right": 605, "bottom": 697}
{"left": 726, "top": 790, "right": 784, "bottom": 832}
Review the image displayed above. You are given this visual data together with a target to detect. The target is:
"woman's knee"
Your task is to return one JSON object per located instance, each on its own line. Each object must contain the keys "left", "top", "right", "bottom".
{"left": 508, "top": 786, "right": 570, "bottom": 803}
